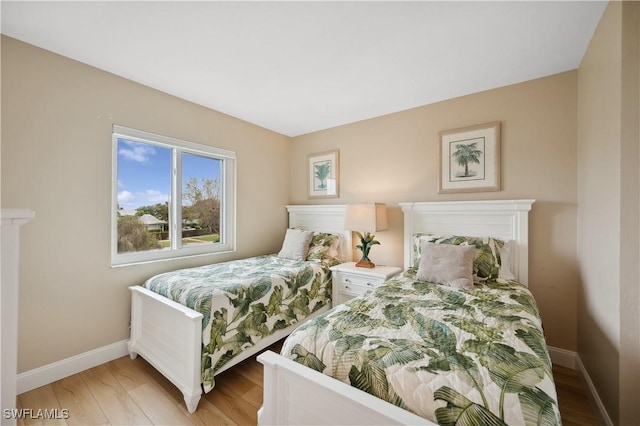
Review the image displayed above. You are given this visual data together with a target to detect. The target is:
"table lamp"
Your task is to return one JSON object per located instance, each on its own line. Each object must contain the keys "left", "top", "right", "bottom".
{"left": 344, "top": 203, "right": 388, "bottom": 268}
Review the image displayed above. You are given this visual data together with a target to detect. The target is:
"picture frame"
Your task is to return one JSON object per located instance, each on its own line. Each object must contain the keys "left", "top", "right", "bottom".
{"left": 308, "top": 150, "right": 340, "bottom": 199}
{"left": 438, "top": 121, "right": 501, "bottom": 194}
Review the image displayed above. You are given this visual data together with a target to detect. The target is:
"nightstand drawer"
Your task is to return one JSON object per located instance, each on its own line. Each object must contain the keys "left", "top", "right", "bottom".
{"left": 330, "top": 262, "right": 402, "bottom": 306}
{"left": 339, "top": 275, "right": 380, "bottom": 296}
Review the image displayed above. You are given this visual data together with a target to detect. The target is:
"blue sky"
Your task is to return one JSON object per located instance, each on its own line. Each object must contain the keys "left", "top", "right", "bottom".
{"left": 117, "top": 138, "right": 221, "bottom": 210}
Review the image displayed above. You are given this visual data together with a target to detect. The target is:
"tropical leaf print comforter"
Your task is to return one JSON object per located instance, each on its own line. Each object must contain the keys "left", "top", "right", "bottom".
{"left": 142, "top": 255, "right": 332, "bottom": 392}
{"left": 282, "top": 270, "right": 561, "bottom": 425}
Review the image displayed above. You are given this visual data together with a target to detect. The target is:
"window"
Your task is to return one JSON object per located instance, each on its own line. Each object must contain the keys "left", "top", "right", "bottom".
{"left": 112, "top": 125, "right": 236, "bottom": 266}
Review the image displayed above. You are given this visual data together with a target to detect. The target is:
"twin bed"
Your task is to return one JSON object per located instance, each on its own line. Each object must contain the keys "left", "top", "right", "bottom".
{"left": 258, "top": 199, "right": 560, "bottom": 425}
{"left": 129, "top": 200, "right": 560, "bottom": 426}
{"left": 128, "top": 204, "right": 352, "bottom": 413}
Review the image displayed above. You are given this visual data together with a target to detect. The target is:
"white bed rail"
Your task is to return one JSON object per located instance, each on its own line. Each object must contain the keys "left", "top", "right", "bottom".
{"left": 257, "top": 350, "right": 433, "bottom": 425}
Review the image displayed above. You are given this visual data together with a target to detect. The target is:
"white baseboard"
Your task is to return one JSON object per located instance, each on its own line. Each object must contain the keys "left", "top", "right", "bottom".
{"left": 547, "top": 346, "right": 612, "bottom": 426}
{"left": 575, "top": 355, "right": 613, "bottom": 426}
{"left": 548, "top": 345, "right": 577, "bottom": 369}
{"left": 17, "top": 340, "right": 129, "bottom": 394}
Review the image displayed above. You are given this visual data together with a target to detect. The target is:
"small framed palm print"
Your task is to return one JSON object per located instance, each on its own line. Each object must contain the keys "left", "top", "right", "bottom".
{"left": 438, "top": 122, "right": 501, "bottom": 194}
{"left": 308, "top": 150, "right": 339, "bottom": 199}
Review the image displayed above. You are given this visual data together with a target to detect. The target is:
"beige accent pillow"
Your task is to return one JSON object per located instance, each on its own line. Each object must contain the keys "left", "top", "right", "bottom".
{"left": 277, "top": 228, "right": 315, "bottom": 261}
{"left": 416, "top": 242, "right": 475, "bottom": 290}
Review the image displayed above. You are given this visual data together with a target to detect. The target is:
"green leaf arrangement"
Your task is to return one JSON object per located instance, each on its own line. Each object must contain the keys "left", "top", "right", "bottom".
{"left": 354, "top": 231, "right": 381, "bottom": 261}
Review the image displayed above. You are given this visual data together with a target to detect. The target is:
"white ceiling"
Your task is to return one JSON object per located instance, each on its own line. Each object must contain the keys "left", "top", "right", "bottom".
{"left": 2, "top": 1, "right": 607, "bottom": 137}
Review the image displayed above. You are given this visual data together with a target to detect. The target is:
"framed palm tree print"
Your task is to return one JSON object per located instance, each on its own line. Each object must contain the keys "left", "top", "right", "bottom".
{"left": 438, "top": 122, "right": 500, "bottom": 193}
{"left": 308, "top": 150, "right": 339, "bottom": 198}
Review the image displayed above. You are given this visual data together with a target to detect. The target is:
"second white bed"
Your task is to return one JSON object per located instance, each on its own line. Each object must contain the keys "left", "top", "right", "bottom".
{"left": 258, "top": 200, "right": 553, "bottom": 425}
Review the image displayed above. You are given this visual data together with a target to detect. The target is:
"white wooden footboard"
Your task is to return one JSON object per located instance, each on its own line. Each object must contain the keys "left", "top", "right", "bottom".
{"left": 257, "top": 351, "right": 433, "bottom": 425}
{"left": 128, "top": 286, "right": 333, "bottom": 414}
{"left": 128, "top": 286, "right": 203, "bottom": 413}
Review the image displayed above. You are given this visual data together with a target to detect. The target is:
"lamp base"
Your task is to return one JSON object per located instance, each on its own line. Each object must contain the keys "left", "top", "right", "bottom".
{"left": 355, "top": 260, "right": 376, "bottom": 268}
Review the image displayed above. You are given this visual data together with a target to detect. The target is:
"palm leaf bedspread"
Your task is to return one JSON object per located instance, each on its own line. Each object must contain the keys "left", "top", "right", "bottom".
{"left": 281, "top": 270, "right": 561, "bottom": 425}
{"left": 142, "top": 255, "right": 332, "bottom": 392}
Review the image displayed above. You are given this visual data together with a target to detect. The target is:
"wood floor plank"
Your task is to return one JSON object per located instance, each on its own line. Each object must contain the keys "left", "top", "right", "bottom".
{"left": 107, "top": 355, "right": 153, "bottom": 391}
{"left": 553, "top": 365, "right": 596, "bottom": 425}
{"left": 80, "top": 364, "right": 152, "bottom": 426}
{"left": 241, "top": 385, "right": 263, "bottom": 409}
{"left": 214, "top": 367, "right": 264, "bottom": 413}
{"left": 202, "top": 385, "right": 257, "bottom": 425}
{"left": 17, "top": 385, "right": 68, "bottom": 426}
{"left": 128, "top": 383, "right": 195, "bottom": 426}
{"left": 215, "top": 368, "right": 258, "bottom": 397}
{"left": 553, "top": 365, "right": 585, "bottom": 391}
{"left": 131, "top": 356, "right": 185, "bottom": 405}
{"left": 51, "top": 374, "right": 108, "bottom": 425}
{"left": 177, "top": 398, "right": 236, "bottom": 426}
{"left": 235, "top": 356, "right": 264, "bottom": 387}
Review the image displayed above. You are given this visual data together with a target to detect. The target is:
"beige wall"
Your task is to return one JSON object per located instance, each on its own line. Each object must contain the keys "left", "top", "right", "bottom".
{"left": 577, "top": 2, "right": 640, "bottom": 424}
{"left": 1, "top": 36, "right": 292, "bottom": 372}
{"left": 577, "top": 4, "right": 622, "bottom": 421}
{"left": 291, "top": 71, "right": 579, "bottom": 351}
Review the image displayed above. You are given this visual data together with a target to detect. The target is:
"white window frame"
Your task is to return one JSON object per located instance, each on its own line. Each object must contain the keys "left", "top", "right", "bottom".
{"left": 111, "top": 125, "right": 236, "bottom": 266}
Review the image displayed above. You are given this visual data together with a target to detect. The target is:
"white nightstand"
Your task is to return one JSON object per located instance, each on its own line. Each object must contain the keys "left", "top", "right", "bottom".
{"left": 330, "top": 262, "right": 402, "bottom": 305}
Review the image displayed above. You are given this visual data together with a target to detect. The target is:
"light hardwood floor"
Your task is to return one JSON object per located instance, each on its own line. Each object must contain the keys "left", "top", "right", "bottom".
{"left": 552, "top": 364, "right": 598, "bottom": 426}
{"left": 16, "top": 341, "right": 597, "bottom": 426}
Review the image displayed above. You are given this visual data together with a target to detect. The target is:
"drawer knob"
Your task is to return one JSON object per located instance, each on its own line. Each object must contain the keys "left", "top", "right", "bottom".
{"left": 345, "top": 285, "right": 351, "bottom": 290}
{"left": 366, "top": 282, "right": 374, "bottom": 287}
{"left": 344, "top": 278, "right": 351, "bottom": 283}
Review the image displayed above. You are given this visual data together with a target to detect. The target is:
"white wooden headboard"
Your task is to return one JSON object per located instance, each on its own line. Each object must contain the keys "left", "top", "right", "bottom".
{"left": 286, "top": 205, "right": 353, "bottom": 262}
{"left": 399, "top": 200, "right": 534, "bottom": 286}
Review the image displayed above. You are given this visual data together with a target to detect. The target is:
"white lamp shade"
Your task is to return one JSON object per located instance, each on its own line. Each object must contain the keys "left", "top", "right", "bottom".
{"left": 344, "top": 203, "right": 388, "bottom": 232}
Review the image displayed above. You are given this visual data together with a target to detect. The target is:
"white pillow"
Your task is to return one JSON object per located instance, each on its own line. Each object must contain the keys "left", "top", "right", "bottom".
{"left": 278, "top": 228, "right": 314, "bottom": 261}
{"left": 498, "top": 240, "right": 516, "bottom": 281}
{"left": 416, "top": 242, "right": 475, "bottom": 290}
